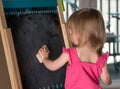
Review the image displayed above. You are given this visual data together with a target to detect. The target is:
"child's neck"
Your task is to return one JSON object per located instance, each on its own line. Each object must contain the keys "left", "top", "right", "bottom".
{"left": 76, "top": 45, "right": 98, "bottom": 63}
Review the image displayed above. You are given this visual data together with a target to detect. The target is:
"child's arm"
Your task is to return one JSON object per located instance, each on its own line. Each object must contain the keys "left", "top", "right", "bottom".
{"left": 100, "top": 63, "right": 112, "bottom": 85}
{"left": 36, "top": 45, "right": 69, "bottom": 71}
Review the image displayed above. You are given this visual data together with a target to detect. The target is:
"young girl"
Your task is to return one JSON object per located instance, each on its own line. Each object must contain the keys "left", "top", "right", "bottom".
{"left": 36, "top": 8, "right": 112, "bottom": 89}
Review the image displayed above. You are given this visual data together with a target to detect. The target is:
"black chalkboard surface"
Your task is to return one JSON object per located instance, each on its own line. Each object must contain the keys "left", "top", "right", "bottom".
{"left": 6, "top": 13, "right": 66, "bottom": 89}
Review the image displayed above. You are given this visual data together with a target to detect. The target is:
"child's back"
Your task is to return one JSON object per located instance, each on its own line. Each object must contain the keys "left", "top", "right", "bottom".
{"left": 63, "top": 47, "right": 109, "bottom": 89}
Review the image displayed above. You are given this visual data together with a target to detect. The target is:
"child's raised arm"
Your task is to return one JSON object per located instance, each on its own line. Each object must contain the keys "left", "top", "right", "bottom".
{"left": 36, "top": 45, "right": 69, "bottom": 71}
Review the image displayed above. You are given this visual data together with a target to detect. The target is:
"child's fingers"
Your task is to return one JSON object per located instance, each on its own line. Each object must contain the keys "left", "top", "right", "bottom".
{"left": 38, "top": 46, "right": 47, "bottom": 53}
{"left": 42, "top": 45, "right": 50, "bottom": 53}
{"left": 39, "top": 51, "right": 44, "bottom": 59}
{"left": 38, "top": 48, "right": 44, "bottom": 53}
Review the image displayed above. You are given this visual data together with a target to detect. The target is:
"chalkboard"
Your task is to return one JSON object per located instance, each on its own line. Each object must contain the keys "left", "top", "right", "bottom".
{"left": 6, "top": 13, "right": 66, "bottom": 89}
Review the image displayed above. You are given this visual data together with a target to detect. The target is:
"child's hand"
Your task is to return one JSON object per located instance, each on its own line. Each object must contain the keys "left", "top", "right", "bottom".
{"left": 36, "top": 45, "right": 50, "bottom": 63}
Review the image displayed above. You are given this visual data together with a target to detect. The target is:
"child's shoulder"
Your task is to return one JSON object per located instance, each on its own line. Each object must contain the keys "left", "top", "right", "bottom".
{"left": 96, "top": 52, "right": 109, "bottom": 67}
{"left": 100, "top": 52, "right": 109, "bottom": 59}
{"left": 62, "top": 47, "right": 76, "bottom": 52}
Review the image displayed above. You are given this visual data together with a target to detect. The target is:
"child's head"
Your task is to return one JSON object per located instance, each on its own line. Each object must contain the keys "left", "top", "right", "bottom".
{"left": 67, "top": 8, "right": 106, "bottom": 55}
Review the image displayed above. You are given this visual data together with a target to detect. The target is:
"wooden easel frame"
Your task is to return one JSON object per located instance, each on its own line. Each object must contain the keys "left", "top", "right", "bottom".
{"left": 57, "top": 0, "right": 71, "bottom": 48}
{"left": 0, "top": 1, "right": 22, "bottom": 89}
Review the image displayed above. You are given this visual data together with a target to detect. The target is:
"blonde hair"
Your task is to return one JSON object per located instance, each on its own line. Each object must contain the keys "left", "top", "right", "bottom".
{"left": 67, "top": 8, "right": 106, "bottom": 56}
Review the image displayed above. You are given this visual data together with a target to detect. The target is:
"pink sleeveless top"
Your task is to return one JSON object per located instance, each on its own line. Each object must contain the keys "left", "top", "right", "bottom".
{"left": 63, "top": 48, "right": 109, "bottom": 89}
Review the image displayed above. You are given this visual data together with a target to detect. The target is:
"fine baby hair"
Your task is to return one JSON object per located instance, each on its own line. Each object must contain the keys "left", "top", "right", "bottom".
{"left": 67, "top": 8, "right": 106, "bottom": 56}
